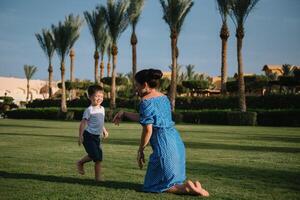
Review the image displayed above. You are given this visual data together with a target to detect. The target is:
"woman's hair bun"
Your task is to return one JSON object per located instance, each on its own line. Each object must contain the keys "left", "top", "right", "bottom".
{"left": 149, "top": 69, "right": 163, "bottom": 80}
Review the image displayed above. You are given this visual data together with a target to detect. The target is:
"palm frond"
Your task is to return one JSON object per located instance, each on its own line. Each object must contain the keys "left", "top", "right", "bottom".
{"left": 51, "top": 14, "right": 83, "bottom": 61}
{"left": 84, "top": 8, "right": 106, "bottom": 50}
{"left": 128, "top": 0, "right": 145, "bottom": 30}
{"left": 159, "top": 0, "right": 194, "bottom": 35}
{"left": 35, "top": 29, "right": 55, "bottom": 60}
{"left": 216, "top": 0, "right": 231, "bottom": 23}
{"left": 99, "top": 0, "right": 130, "bottom": 44}
{"left": 24, "top": 65, "right": 38, "bottom": 80}
{"left": 229, "top": 0, "right": 260, "bottom": 27}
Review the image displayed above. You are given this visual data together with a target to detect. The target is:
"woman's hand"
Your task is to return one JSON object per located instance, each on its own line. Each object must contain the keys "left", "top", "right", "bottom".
{"left": 137, "top": 149, "right": 145, "bottom": 169}
{"left": 112, "top": 111, "right": 124, "bottom": 125}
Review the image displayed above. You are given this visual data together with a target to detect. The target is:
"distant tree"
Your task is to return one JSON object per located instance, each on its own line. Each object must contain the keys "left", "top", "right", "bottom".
{"left": 24, "top": 65, "right": 37, "bottom": 103}
{"left": 35, "top": 29, "right": 55, "bottom": 98}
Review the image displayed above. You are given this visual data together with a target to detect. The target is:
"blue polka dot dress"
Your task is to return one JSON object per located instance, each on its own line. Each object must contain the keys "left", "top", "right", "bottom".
{"left": 139, "top": 95, "right": 186, "bottom": 193}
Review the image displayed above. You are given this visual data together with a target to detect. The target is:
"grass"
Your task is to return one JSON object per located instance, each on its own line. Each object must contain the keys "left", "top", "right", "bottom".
{"left": 0, "top": 119, "right": 299, "bottom": 200}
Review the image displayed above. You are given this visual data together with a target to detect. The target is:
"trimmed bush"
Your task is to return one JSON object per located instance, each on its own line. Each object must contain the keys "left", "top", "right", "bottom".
{"left": 179, "top": 110, "right": 229, "bottom": 125}
{"left": 227, "top": 111, "right": 257, "bottom": 126}
{"left": 257, "top": 110, "right": 300, "bottom": 127}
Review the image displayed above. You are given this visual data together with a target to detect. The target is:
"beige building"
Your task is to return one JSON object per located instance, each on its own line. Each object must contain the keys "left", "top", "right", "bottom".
{"left": 0, "top": 76, "right": 59, "bottom": 105}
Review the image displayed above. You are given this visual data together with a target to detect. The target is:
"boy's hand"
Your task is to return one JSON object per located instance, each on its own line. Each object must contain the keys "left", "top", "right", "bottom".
{"left": 78, "top": 135, "right": 83, "bottom": 146}
{"left": 103, "top": 130, "right": 109, "bottom": 139}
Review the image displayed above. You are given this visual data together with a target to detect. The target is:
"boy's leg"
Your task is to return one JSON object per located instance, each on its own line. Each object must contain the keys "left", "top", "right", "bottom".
{"left": 94, "top": 161, "right": 102, "bottom": 181}
{"left": 77, "top": 155, "right": 92, "bottom": 175}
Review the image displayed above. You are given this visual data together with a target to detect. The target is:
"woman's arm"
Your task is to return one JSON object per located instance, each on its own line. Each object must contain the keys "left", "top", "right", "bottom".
{"left": 137, "top": 124, "right": 153, "bottom": 169}
{"left": 112, "top": 111, "right": 139, "bottom": 125}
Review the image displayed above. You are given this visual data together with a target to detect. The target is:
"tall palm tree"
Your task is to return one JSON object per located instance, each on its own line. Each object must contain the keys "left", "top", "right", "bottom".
{"left": 216, "top": 0, "right": 231, "bottom": 95}
{"left": 84, "top": 8, "right": 106, "bottom": 84}
{"left": 160, "top": 0, "right": 194, "bottom": 111}
{"left": 66, "top": 15, "right": 83, "bottom": 99}
{"left": 99, "top": 30, "right": 111, "bottom": 82}
{"left": 23, "top": 65, "right": 37, "bottom": 103}
{"left": 99, "top": 0, "right": 130, "bottom": 109}
{"left": 229, "top": 0, "right": 259, "bottom": 112}
{"left": 35, "top": 29, "right": 55, "bottom": 98}
{"left": 51, "top": 14, "right": 82, "bottom": 112}
{"left": 127, "top": 0, "right": 145, "bottom": 90}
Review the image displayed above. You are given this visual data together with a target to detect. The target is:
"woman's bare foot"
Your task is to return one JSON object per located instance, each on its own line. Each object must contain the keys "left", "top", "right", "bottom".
{"left": 76, "top": 161, "right": 84, "bottom": 175}
{"left": 185, "top": 180, "right": 201, "bottom": 195}
{"left": 195, "top": 181, "right": 210, "bottom": 197}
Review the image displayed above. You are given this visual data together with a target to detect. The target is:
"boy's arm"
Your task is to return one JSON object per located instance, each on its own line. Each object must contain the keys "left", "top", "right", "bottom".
{"left": 78, "top": 119, "right": 87, "bottom": 146}
{"left": 102, "top": 126, "right": 109, "bottom": 139}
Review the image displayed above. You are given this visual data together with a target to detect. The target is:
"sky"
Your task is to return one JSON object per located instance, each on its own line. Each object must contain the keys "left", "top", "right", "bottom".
{"left": 0, "top": 0, "right": 299, "bottom": 81}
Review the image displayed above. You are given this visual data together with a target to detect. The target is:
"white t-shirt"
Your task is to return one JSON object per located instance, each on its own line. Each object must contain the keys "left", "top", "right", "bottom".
{"left": 82, "top": 105, "right": 105, "bottom": 135}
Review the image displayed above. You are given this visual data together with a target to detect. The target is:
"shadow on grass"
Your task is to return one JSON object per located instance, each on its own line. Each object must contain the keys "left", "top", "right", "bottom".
{"left": 187, "top": 162, "right": 300, "bottom": 192}
{"left": 0, "top": 124, "right": 74, "bottom": 129}
{"left": 0, "top": 171, "right": 142, "bottom": 191}
{"left": 1, "top": 133, "right": 299, "bottom": 153}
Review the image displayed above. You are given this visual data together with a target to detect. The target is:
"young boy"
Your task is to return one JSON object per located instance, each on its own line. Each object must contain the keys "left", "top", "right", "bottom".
{"left": 77, "top": 85, "right": 108, "bottom": 181}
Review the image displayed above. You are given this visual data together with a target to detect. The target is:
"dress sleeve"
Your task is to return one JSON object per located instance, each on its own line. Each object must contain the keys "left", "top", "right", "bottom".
{"left": 82, "top": 108, "right": 90, "bottom": 120}
{"left": 139, "top": 100, "right": 155, "bottom": 126}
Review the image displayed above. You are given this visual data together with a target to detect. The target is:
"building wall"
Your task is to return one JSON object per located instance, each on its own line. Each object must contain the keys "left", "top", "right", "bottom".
{"left": 0, "top": 77, "right": 59, "bottom": 104}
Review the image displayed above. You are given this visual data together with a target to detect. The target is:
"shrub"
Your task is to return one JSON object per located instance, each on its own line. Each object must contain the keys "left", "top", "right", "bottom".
{"left": 227, "top": 111, "right": 257, "bottom": 126}
{"left": 257, "top": 109, "right": 300, "bottom": 127}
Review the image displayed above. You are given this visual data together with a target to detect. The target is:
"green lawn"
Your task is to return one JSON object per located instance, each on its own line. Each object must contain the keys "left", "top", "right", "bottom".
{"left": 0, "top": 119, "right": 299, "bottom": 200}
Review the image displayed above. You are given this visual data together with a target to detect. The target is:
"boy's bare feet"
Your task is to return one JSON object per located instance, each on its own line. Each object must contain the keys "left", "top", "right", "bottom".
{"left": 195, "top": 181, "right": 210, "bottom": 197}
{"left": 76, "top": 161, "right": 85, "bottom": 175}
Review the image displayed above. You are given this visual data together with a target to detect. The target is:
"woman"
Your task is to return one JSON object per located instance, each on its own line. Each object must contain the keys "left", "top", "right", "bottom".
{"left": 113, "top": 69, "right": 209, "bottom": 196}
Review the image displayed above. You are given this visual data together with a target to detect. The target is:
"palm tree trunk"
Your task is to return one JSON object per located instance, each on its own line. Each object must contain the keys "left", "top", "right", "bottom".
{"left": 100, "top": 55, "right": 104, "bottom": 87}
{"left": 236, "top": 26, "right": 246, "bottom": 112}
{"left": 60, "top": 60, "right": 67, "bottom": 112}
{"left": 110, "top": 44, "right": 118, "bottom": 110}
{"left": 131, "top": 30, "right": 137, "bottom": 92}
{"left": 26, "top": 79, "right": 30, "bottom": 103}
{"left": 107, "top": 49, "right": 111, "bottom": 77}
{"left": 94, "top": 51, "right": 100, "bottom": 83}
{"left": 48, "top": 58, "right": 53, "bottom": 98}
{"left": 220, "top": 22, "right": 229, "bottom": 95}
{"left": 70, "top": 49, "right": 75, "bottom": 99}
{"left": 169, "top": 30, "right": 178, "bottom": 111}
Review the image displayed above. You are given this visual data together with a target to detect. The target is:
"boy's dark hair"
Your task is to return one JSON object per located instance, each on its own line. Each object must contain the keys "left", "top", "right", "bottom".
{"left": 135, "top": 68, "right": 163, "bottom": 88}
{"left": 87, "top": 85, "right": 103, "bottom": 97}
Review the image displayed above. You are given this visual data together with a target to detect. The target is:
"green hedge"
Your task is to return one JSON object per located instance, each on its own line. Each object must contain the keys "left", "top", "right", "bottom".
{"left": 5, "top": 108, "right": 300, "bottom": 127}
{"left": 26, "top": 95, "right": 300, "bottom": 110}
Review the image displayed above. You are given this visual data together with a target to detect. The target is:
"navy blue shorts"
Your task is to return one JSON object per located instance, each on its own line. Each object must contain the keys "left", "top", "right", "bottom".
{"left": 83, "top": 130, "right": 102, "bottom": 162}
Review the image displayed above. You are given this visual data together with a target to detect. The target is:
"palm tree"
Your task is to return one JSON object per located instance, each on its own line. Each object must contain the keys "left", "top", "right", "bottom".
{"left": 229, "top": 0, "right": 259, "bottom": 112}
{"left": 160, "top": 0, "right": 194, "bottom": 111}
{"left": 185, "top": 64, "right": 195, "bottom": 80}
{"left": 216, "top": 0, "right": 231, "bottom": 95}
{"left": 282, "top": 64, "right": 293, "bottom": 76}
{"left": 84, "top": 8, "right": 106, "bottom": 84}
{"left": 99, "top": 0, "right": 130, "bottom": 109}
{"left": 51, "top": 14, "right": 82, "bottom": 112}
{"left": 127, "top": 0, "right": 145, "bottom": 90}
{"left": 66, "top": 15, "right": 83, "bottom": 99}
{"left": 99, "top": 30, "right": 111, "bottom": 82}
{"left": 35, "top": 29, "right": 55, "bottom": 98}
{"left": 23, "top": 65, "right": 37, "bottom": 103}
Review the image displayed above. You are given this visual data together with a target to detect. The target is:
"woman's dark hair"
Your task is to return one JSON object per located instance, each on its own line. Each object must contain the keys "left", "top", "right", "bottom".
{"left": 135, "top": 69, "right": 163, "bottom": 88}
